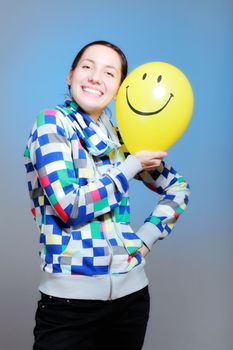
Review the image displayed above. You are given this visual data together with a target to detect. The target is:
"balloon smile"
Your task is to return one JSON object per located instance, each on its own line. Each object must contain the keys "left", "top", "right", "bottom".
{"left": 126, "top": 86, "right": 174, "bottom": 116}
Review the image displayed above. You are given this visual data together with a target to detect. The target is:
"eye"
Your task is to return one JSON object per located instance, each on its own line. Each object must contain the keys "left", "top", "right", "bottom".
{"left": 157, "top": 75, "right": 162, "bottom": 83}
{"left": 142, "top": 73, "right": 147, "bottom": 80}
{"left": 106, "top": 71, "right": 114, "bottom": 77}
{"left": 82, "top": 65, "right": 91, "bottom": 69}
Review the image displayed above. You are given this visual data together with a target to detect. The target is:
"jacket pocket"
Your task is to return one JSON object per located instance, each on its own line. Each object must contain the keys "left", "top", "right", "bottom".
{"left": 59, "top": 222, "right": 111, "bottom": 276}
{"left": 127, "top": 250, "right": 145, "bottom": 271}
{"left": 115, "top": 223, "right": 143, "bottom": 255}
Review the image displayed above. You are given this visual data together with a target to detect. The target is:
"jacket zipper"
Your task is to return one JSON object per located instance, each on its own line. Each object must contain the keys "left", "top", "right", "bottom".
{"left": 108, "top": 244, "right": 113, "bottom": 301}
{"left": 90, "top": 149, "right": 123, "bottom": 300}
{"left": 102, "top": 220, "right": 113, "bottom": 301}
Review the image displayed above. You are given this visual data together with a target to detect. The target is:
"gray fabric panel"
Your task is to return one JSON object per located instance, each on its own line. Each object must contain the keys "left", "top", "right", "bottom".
{"left": 60, "top": 256, "right": 72, "bottom": 265}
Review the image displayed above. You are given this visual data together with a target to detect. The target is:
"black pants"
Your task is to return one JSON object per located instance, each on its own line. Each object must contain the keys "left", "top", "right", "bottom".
{"left": 33, "top": 286, "right": 150, "bottom": 350}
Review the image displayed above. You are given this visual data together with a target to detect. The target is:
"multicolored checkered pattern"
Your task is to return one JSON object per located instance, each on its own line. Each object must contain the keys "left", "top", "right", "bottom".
{"left": 136, "top": 163, "right": 190, "bottom": 240}
{"left": 24, "top": 97, "right": 190, "bottom": 276}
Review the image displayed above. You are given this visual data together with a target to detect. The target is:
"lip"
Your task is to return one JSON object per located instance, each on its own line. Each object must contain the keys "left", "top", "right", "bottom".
{"left": 126, "top": 85, "right": 174, "bottom": 116}
{"left": 82, "top": 85, "right": 104, "bottom": 97}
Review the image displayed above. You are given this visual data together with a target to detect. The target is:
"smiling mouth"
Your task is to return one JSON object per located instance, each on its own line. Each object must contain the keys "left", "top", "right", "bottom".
{"left": 82, "top": 86, "right": 103, "bottom": 96}
{"left": 126, "top": 86, "right": 174, "bottom": 116}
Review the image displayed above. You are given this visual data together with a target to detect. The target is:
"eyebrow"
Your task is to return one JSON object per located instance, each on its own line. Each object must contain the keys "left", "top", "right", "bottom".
{"left": 80, "top": 58, "right": 118, "bottom": 71}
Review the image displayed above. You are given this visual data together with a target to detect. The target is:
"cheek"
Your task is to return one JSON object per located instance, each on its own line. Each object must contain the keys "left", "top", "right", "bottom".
{"left": 107, "top": 81, "right": 121, "bottom": 96}
{"left": 71, "top": 70, "right": 86, "bottom": 85}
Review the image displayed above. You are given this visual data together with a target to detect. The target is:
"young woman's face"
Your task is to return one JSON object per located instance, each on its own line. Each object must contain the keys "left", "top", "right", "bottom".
{"left": 67, "top": 45, "right": 122, "bottom": 120}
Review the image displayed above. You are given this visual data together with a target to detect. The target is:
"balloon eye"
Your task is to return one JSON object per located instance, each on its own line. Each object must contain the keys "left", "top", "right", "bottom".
{"left": 142, "top": 73, "right": 147, "bottom": 80}
{"left": 157, "top": 75, "right": 162, "bottom": 83}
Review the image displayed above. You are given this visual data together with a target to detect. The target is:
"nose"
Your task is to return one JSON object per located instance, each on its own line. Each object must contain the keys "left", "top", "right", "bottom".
{"left": 88, "top": 69, "right": 102, "bottom": 84}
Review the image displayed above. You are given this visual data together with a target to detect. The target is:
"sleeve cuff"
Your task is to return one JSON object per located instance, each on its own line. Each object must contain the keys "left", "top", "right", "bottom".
{"left": 117, "top": 155, "right": 142, "bottom": 181}
{"left": 136, "top": 222, "right": 162, "bottom": 250}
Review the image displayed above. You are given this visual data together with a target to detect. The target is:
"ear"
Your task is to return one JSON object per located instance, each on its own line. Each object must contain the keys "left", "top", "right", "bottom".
{"left": 67, "top": 70, "right": 73, "bottom": 86}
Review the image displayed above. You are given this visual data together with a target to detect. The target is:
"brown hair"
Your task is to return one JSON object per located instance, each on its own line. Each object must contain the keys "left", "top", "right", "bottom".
{"left": 69, "top": 40, "right": 128, "bottom": 84}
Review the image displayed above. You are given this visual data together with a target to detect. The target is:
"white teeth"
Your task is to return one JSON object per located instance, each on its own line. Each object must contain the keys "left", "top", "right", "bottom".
{"left": 83, "top": 87, "right": 102, "bottom": 96}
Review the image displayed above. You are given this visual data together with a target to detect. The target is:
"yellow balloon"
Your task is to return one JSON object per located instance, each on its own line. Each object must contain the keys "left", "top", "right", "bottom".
{"left": 116, "top": 62, "right": 194, "bottom": 153}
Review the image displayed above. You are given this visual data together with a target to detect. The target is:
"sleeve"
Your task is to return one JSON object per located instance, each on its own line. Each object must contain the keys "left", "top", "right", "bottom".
{"left": 135, "top": 161, "right": 190, "bottom": 250}
{"left": 28, "top": 110, "right": 142, "bottom": 227}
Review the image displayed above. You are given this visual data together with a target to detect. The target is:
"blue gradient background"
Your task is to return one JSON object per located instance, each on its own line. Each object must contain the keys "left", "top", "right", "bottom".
{"left": 1, "top": 0, "right": 232, "bottom": 349}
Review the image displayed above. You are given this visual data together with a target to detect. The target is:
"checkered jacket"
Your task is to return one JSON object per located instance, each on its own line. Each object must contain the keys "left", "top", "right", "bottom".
{"left": 24, "top": 99, "right": 190, "bottom": 278}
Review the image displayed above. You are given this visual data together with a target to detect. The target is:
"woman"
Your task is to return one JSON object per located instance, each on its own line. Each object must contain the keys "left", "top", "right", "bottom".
{"left": 24, "top": 40, "right": 190, "bottom": 350}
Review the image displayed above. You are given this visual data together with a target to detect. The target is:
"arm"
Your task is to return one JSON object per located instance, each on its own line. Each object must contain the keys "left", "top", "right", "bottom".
{"left": 26, "top": 110, "right": 142, "bottom": 227}
{"left": 135, "top": 161, "right": 190, "bottom": 250}
{"left": 115, "top": 127, "right": 189, "bottom": 250}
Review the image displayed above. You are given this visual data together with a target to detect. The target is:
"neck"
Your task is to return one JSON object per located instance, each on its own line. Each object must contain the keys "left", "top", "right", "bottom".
{"left": 68, "top": 96, "right": 103, "bottom": 122}
{"left": 89, "top": 110, "right": 103, "bottom": 122}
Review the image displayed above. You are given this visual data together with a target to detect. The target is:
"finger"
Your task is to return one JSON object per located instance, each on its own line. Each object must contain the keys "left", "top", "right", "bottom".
{"left": 143, "top": 151, "right": 167, "bottom": 158}
{"left": 152, "top": 151, "right": 167, "bottom": 159}
{"left": 145, "top": 159, "right": 162, "bottom": 167}
{"left": 143, "top": 165, "right": 160, "bottom": 171}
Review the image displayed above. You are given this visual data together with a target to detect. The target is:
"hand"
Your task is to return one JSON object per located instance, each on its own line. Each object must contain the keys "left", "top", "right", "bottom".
{"left": 137, "top": 244, "right": 150, "bottom": 258}
{"left": 134, "top": 151, "right": 167, "bottom": 171}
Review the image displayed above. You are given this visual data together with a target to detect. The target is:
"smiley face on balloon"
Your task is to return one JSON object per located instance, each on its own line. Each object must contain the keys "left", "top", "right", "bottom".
{"left": 116, "top": 62, "right": 194, "bottom": 153}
